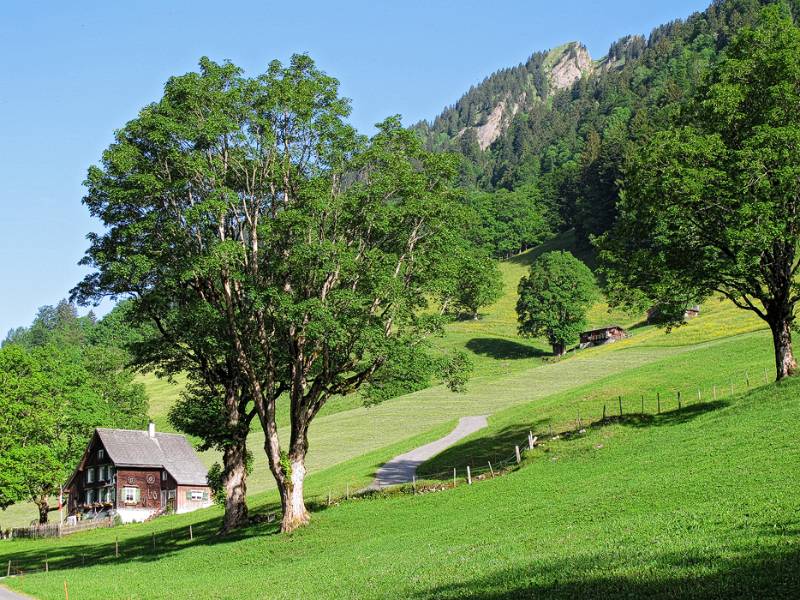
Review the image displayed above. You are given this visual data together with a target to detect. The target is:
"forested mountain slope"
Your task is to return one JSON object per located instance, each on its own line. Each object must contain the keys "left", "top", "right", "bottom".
{"left": 416, "top": 0, "right": 800, "bottom": 249}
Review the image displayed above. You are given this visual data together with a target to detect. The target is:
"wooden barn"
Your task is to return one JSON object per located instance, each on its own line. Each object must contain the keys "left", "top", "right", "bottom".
{"left": 580, "top": 325, "right": 629, "bottom": 349}
{"left": 64, "top": 423, "right": 212, "bottom": 523}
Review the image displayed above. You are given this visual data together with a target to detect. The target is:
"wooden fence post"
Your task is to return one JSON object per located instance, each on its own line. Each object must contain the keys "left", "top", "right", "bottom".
{"left": 515, "top": 446, "right": 521, "bottom": 464}
{"left": 713, "top": 385, "right": 717, "bottom": 401}
{"left": 618, "top": 396, "right": 623, "bottom": 417}
{"left": 45, "top": 555, "right": 48, "bottom": 573}
{"left": 189, "top": 525, "right": 193, "bottom": 541}
{"left": 327, "top": 490, "right": 331, "bottom": 506}
{"left": 7, "top": 559, "right": 11, "bottom": 577}
{"left": 115, "top": 536, "right": 119, "bottom": 558}
{"left": 602, "top": 404, "right": 606, "bottom": 420}
{"left": 657, "top": 392, "right": 661, "bottom": 414}
{"left": 152, "top": 532, "right": 156, "bottom": 552}
{"left": 488, "top": 462, "right": 494, "bottom": 477}
{"left": 677, "top": 391, "right": 682, "bottom": 410}
{"left": 64, "top": 579, "right": 69, "bottom": 600}
{"left": 466, "top": 466, "right": 472, "bottom": 485}
{"left": 453, "top": 468, "right": 456, "bottom": 487}
{"left": 412, "top": 475, "right": 416, "bottom": 494}
{"left": 746, "top": 371, "right": 750, "bottom": 389}
{"left": 345, "top": 483, "right": 349, "bottom": 500}
{"left": 528, "top": 431, "right": 534, "bottom": 450}
{"left": 697, "top": 388, "right": 701, "bottom": 403}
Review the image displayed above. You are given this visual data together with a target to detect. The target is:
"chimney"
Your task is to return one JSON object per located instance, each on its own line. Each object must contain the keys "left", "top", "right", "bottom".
{"left": 148, "top": 421, "right": 156, "bottom": 438}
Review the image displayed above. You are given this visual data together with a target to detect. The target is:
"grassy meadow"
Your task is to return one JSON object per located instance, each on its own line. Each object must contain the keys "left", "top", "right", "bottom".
{"left": 2, "top": 362, "right": 797, "bottom": 599}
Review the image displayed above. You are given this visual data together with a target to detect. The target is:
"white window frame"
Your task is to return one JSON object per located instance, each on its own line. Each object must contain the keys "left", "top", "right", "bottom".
{"left": 98, "top": 449, "right": 104, "bottom": 460}
{"left": 85, "top": 489, "right": 94, "bottom": 504}
{"left": 161, "top": 470, "right": 167, "bottom": 481}
{"left": 122, "top": 486, "right": 139, "bottom": 504}
{"left": 190, "top": 490, "right": 204, "bottom": 501}
{"left": 86, "top": 467, "right": 95, "bottom": 484}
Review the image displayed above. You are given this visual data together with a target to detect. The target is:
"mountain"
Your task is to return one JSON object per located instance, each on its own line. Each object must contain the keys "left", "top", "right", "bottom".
{"left": 413, "top": 42, "right": 593, "bottom": 154}
{"left": 415, "top": 0, "right": 798, "bottom": 248}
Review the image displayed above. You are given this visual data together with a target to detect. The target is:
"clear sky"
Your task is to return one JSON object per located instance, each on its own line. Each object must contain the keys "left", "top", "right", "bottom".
{"left": 0, "top": 0, "right": 712, "bottom": 336}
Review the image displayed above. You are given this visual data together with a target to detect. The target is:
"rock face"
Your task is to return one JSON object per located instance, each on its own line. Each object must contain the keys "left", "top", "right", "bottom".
{"left": 475, "top": 98, "right": 522, "bottom": 151}
{"left": 418, "top": 41, "right": 596, "bottom": 153}
{"left": 549, "top": 43, "right": 593, "bottom": 91}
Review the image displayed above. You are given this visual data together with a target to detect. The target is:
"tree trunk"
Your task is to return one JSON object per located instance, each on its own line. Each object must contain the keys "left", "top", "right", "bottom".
{"left": 279, "top": 455, "right": 310, "bottom": 533}
{"left": 37, "top": 499, "right": 49, "bottom": 524}
{"left": 220, "top": 438, "right": 249, "bottom": 534}
{"left": 552, "top": 342, "right": 566, "bottom": 357}
{"left": 769, "top": 317, "right": 797, "bottom": 380}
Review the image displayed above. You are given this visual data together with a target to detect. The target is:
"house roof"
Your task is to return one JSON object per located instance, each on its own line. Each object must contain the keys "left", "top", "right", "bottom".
{"left": 581, "top": 325, "right": 627, "bottom": 335}
{"left": 94, "top": 428, "right": 209, "bottom": 486}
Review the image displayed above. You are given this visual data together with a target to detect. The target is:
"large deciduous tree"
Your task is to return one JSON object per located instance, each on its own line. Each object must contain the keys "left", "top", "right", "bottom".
{"left": 74, "top": 55, "right": 479, "bottom": 532}
{"left": 516, "top": 251, "right": 597, "bottom": 356}
{"left": 599, "top": 5, "right": 800, "bottom": 380}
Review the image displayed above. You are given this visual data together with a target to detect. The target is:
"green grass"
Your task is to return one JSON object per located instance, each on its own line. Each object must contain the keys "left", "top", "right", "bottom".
{"left": 3, "top": 372, "right": 798, "bottom": 599}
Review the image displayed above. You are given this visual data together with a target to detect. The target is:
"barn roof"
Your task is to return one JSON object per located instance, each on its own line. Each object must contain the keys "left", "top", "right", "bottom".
{"left": 95, "top": 427, "right": 208, "bottom": 486}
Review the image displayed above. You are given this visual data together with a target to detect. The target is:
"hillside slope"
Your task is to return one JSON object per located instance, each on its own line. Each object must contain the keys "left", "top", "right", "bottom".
{"left": 4, "top": 367, "right": 798, "bottom": 599}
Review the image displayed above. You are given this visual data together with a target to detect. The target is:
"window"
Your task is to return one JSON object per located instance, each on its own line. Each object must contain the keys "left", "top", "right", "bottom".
{"left": 98, "top": 466, "right": 105, "bottom": 481}
{"left": 161, "top": 470, "right": 167, "bottom": 481}
{"left": 122, "top": 487, "right": 140, "bottom": 504}
{"left": 98, "top": 449, "right": 104, "bottom": 460}
{"left": 85, "top": 489, "right": 94, "bottom": 504}
{"left": 86, "top": 467, "right": 94, "bottom": 484}
{"left": 102, "top": 487, "right": 114, "bottom": 503}
{"left": 188, "top": 490, "right": 208, "bottom": 502}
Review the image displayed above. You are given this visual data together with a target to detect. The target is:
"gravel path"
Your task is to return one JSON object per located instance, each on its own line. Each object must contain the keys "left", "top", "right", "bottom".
{"left": 371, "top": 415, "right": 488, "bottom": 489}
{"left": 0, "top": 585, "right": 31, "bottom": 600}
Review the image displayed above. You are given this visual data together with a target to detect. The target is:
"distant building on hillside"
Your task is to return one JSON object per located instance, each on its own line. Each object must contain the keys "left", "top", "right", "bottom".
{"left": 647, "top": 305, "right": 702, "bottom": 324}
{"left": 579, "top": 325, "right": 629, "bottom": 349}
{"left": 64, "top": 423, "right": 212, "bottom": 523}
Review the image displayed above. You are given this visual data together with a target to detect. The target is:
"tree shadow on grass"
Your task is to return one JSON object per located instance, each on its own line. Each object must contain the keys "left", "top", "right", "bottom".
{"left": 466, "top": 338, "right": 547, "bottom": 360}
{"left": 0, "top": 499, "right": 287, "bottom": 576}
{"left": 417, "top": 402, "right": 730, "bottom": 479}
{"left": 417, "top": 419, "right": 551, "bottom": 479}
{"left": 410, "top": 545, "right": 800, "bottom": 599}
{"left": 597, "top": 401, "right": 729, "bottom": 430}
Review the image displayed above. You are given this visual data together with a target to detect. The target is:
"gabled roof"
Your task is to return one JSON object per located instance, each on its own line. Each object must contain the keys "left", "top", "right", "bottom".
{"left": 93, "top": 428, "right": 209, "bottom": 486}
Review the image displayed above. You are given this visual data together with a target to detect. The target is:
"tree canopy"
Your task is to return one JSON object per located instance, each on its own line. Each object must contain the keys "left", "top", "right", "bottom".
{"left": 599, "top": 4, "right": 800, "bottom": 380}
{"left": 0, "top": 302, "right": 148, "bottom": 523}
{"left": 516, "top": 251, "right": 597, "bottom": 356}
{"left": 74, "top": 55, "right": 488, "bottom": 533}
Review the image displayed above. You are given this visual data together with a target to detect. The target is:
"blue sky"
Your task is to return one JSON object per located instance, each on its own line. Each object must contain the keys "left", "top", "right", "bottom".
{"left": 0, "top": 0, "right": 711, "bottom": 335}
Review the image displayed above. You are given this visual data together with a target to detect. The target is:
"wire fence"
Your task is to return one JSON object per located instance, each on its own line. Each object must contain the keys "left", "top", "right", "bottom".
{"left": 1, "top": 366, "right": 774, "bottom": 584}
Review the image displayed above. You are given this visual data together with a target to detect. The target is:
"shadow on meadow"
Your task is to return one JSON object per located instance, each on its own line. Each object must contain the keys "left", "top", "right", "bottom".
{"left": 466, "top": 338, "right": 548, "bottom": 360}
{"left": 417, "top": 401, "right": 730, "bottom": 479}
{"left": 411, "top": 544, "right": 800, "bottom": 599}
{"left": 0, "top": 498, "right": 297, "bottom": 575}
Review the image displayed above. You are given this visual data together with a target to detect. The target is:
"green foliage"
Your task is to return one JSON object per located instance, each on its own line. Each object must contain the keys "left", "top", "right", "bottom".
{"left": 463, "top": 184, "right": 554, "bottom": 258}
{"left": 73, "top": 54, "right": 490, "bottom": 525}
{"left": 599, "top": 4, "right": 800, "bottom": 378}
{"left": 0, "top": 338, "right": 148, "bottom": 520}
{"left": 516, "top": 251, "right": 597, "bottom": 355}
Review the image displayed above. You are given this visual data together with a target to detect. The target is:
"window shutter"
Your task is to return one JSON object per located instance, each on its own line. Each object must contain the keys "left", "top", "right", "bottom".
{"left": 134, "top": 487, "right": 141, "bottom": 503}
{"left": 185, "top": 490, "right": 192, "bottom": 500}
{"left": 203, "top": 491, "right": 209, "bottom": 501}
